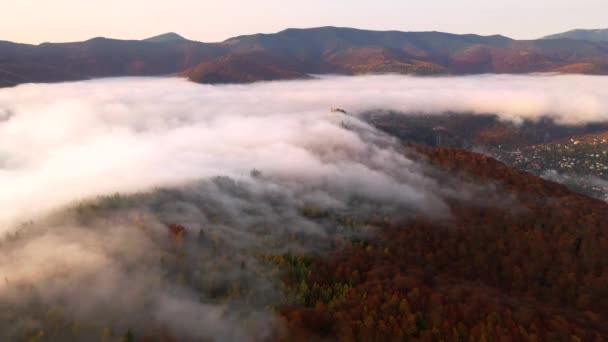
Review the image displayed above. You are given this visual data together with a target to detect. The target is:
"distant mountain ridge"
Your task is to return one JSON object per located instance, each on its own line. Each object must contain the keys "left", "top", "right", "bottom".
{"left": 143, "top": 32, "right": 189, "bottom": 43}
{"left": 2, "top": 26, "right": 608, "bottom": 87}
{"left": 543, "top": 28, "right": 608, "bottom": 42}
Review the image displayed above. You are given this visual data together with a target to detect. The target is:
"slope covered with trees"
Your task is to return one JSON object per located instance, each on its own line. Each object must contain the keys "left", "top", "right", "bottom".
{"left": 278, "top": 147, "right": 608, "bottom": 341}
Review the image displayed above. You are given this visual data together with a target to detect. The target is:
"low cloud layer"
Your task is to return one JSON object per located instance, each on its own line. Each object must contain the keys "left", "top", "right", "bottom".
{"left": 0, "top": 74, "right": 607, "bottom": 340}
{"left": 2, "top": 74, "right": 608, "bottom": 226}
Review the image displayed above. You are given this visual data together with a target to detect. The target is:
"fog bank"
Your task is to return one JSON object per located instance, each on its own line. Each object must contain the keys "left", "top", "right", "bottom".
{"left": 2, "top": 74, "right": 608, "bottom": 226}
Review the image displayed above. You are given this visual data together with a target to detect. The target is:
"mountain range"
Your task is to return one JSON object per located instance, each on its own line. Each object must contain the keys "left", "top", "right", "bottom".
{"left": 543, "top": 28, "right": 608, "bottom": 42}
{"left": 2, "top": 26, "right": 608, "bottom": 87}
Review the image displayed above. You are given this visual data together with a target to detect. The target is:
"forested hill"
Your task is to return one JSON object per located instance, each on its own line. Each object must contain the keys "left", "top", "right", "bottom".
{"left": 280, "top": 146, "right": 608, "bottom": 341}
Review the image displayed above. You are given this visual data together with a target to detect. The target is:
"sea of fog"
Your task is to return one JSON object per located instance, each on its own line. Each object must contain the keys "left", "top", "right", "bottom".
{"left": 2, "top": 74, "right": 608, "bottom": 227}
{"left": 1, "top": 74, "right": 608, "bottom": 340}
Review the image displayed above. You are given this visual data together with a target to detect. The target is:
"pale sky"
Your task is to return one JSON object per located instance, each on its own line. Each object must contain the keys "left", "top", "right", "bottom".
{"left": 2, "top": 0, "right": 607, "bottom": 44}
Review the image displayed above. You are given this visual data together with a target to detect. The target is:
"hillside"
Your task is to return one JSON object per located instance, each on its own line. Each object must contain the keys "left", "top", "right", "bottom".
{"left": 280, "top": 146, "right": 608, "bottom": 341}
{"left": 543, "top": 28, "right": 608, "bottom": 42}
{"left": 186, "top": 26, "right": 608, "bottom": 78}
{"left": 181, "top": 51, "right": 311, "bottom": 83}
{"left": 0, "top": 37, "right": 229, "bottom": 85}
{"left": 3, "top": 26, "right": 608, "bottom": 87}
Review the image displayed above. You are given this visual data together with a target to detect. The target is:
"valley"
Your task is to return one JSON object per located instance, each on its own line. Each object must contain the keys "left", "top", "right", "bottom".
{"left": 366, "top": 112, "right": 608, "bottom": 201}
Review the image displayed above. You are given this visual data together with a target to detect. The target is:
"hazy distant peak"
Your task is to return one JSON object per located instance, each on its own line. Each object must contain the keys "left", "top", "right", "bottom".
{"left": 542, "top": 28, "right": 608, "bottom": 42}
{"left": 143, "top": 32, "right": 187, "bottom": 42}
{"left": 86, "top": 37, "right": 109, "bottom": 42}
